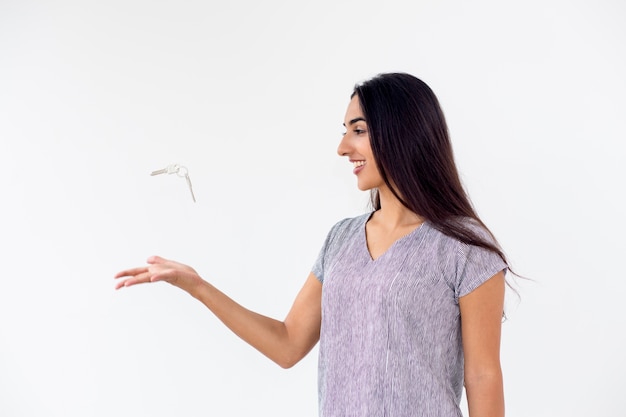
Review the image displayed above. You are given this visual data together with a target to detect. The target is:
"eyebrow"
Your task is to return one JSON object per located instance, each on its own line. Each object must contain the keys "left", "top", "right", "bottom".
{"left": 343, "top": 117, "right": 367, "bottom": 127}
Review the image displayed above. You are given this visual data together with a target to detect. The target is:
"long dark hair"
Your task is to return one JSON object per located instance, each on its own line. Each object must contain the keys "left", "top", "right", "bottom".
{"left": 353, "top": 72, "right": 507, "bottom": 264}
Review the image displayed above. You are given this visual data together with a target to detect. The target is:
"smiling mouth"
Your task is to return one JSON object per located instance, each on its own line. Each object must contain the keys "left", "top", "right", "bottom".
{"left": 352, "top": 160, "right": 365, "bottom": 168}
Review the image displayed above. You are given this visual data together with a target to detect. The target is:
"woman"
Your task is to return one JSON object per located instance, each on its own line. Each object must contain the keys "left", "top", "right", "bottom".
{"left": 115, "top": 73, "right": 508, "bottom": 417}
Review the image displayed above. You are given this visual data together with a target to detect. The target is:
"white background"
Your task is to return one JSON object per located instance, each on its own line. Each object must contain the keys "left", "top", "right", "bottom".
{"left": 1, "top": 1, "right": 625, "bottom": 416}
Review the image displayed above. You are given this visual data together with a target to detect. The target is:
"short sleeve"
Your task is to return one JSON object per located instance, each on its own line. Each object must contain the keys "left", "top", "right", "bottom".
{"left": 455, "top": 242, "right": 508, "bottom": 300}
{"left": 312, "top": 225, "right": 336, "bottom": 283}
{"left": 312, "top": 239, "right": 328, "bottom": 284}
{"left": 311, "top": 218, "right": 352, "bottom": 284}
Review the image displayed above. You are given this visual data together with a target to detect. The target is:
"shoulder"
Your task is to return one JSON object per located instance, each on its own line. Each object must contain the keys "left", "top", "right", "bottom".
{"left": 425, "top": 218, "right": 507, "bottom": 298}
{"left": 312, "top": 213, "right": 370, "bottom": 283}
{"left": 424, "top": 217, "right": 497, "bottom": 248}
{"left": 319, "top": 212, "right": 370, "bottom": 254}
{"left": 325, "top": 212, "right": 370, "bottom": 240}
{"left": 459, "top": 217, "right": 497, "bottom": 242}
{"left": 420, "top": 217, "right": 505, "bottom": 274}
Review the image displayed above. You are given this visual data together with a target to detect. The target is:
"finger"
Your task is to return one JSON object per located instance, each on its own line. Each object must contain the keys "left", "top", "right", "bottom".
{"left": 115, "top": 271, "right": 152, "bottom": 289}
{"left": 114, "top": 278, "right": 129, "bottom": 290}
{"left": 148, "top": 267, "right": 175, "bottom": 283}
{"left": 114, "top": 266, "right": 149, "bottom": 279}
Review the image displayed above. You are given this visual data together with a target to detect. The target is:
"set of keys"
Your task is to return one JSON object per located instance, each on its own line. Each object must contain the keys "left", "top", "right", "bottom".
{"left": 150, "top": 163, "right": 196, "bottom": 202}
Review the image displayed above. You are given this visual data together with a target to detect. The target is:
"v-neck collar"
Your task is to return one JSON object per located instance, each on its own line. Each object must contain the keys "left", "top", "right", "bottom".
{"left": 361, "top": 212, "right": 427, "bottom": 262}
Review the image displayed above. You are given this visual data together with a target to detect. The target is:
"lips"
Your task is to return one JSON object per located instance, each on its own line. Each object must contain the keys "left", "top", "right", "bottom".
{"left": 351, "top": 160, "right": 365, "bottom": 175}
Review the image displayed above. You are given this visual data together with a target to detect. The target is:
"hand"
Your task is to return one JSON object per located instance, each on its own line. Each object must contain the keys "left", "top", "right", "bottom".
{"left": 114, "top": 256, "right": 203, "bottom": 295}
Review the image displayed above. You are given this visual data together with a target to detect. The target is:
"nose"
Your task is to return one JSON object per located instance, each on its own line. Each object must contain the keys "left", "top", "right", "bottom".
{"left": 337, "top": 134, "right": 350, "bottom": 157}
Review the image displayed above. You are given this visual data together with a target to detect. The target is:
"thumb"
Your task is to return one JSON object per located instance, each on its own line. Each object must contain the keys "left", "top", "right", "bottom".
{"left": 147, "top": 255, "right": 167, "bottom": 264}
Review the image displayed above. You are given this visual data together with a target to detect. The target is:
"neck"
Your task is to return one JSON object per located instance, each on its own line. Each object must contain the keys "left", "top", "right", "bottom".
{"left": 374, "top": 186, "right": 424, "bottom": 228}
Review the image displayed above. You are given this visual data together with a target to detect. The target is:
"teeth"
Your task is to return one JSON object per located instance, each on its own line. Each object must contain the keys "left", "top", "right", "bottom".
{"left": 353, "top": 161, "right": 365, "bottom": 168}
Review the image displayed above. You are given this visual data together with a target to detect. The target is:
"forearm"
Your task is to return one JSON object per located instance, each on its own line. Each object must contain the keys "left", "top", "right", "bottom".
{"left": 115, "top": 258, "right": 320, "bottom": 368}
{"left": 189, "top": 280, "right": 301, "bottom": 368}
{"left": 465, "top": 371, "right": 504, "bottom": 417}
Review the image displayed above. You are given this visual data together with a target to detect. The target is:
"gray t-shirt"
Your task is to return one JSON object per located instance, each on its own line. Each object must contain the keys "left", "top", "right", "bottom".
{"left": 312, "top": 213, "right": 507, "bottom": 417}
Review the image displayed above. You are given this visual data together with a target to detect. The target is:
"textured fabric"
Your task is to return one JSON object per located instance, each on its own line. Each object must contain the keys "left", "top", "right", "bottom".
{"left": 312, "top": 213, "right": 507, "bottom": 417}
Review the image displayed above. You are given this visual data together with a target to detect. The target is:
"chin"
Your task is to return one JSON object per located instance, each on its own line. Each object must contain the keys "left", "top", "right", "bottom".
{"left": 357, "top": 182, "right": 375, "bottom": 191}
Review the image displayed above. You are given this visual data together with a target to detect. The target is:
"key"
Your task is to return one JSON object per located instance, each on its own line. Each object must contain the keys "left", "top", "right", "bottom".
{"left": 151, "top": 163, "right": 196, "bottom": 203}
{"left": 150, "top": 164, "right": 180, "bottom": 176}
{"left": 184, "top": 173, "right": 196, "bottom": 202}
{"left": 176, "top": 166, "right": 196, "bottom": 202}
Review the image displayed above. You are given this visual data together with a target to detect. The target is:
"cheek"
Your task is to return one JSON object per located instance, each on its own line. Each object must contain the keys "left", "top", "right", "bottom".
{"left": 364, "top": 144, "right": 376, "bottom": 163}
{"left": 370, "top": 161, "right": 385, "bottom": 184}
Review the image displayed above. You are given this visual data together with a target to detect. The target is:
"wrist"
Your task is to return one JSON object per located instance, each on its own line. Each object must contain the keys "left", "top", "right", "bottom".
{"left": 187, "top": 277, "right": 211, "bottom": 301}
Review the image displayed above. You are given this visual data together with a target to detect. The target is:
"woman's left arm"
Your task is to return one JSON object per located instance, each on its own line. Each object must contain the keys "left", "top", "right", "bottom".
{"left": 459, "top": 271, "right": 506, "bottom": 417}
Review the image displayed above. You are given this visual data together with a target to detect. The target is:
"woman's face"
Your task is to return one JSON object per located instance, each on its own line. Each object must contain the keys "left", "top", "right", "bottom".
{"left": 337, "top": 96, "right": 384, "bottom": 191}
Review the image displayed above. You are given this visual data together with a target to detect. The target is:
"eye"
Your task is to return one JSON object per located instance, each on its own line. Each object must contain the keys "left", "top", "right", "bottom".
{"left": 341, "top": 127, "right": 367, "bottom": 136}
